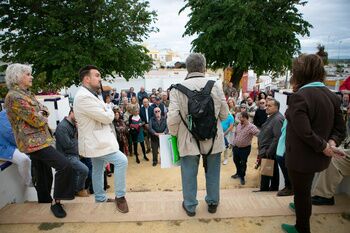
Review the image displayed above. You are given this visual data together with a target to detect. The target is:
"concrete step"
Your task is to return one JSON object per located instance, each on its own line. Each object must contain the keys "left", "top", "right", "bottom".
{"left": 0, "top": 188, "right": 349, "bottom": 224}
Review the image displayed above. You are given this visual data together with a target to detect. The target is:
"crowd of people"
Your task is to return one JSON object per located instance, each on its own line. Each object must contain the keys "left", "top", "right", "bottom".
{"left": 0, "top": 53, "right": 349, "bottom": 233}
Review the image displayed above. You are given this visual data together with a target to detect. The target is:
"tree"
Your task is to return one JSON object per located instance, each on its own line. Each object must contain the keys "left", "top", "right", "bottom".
{"left": 0, "top": 0, "right": 157, "bottom": 92}
{"left": 316, "top": 44, "right": 328, "bottom": 65}
{"left": 180, "top": 0, "right": 312, "bottom": 87}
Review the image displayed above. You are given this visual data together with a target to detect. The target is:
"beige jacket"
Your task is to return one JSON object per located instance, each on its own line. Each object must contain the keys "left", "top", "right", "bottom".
{"left": 167, "top": 72, "right": 229, "bottom": 157}
{"left": 73, "top": 86, "right": 119, "bottom": 158}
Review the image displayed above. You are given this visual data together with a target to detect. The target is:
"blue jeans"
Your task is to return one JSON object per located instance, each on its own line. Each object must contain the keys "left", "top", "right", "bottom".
{"left": 181, "top": 153, "right": 221, "bottom": 212}
{"left": 91, "top": 151, "right": 128, "bottom": 202}
{"left": 66, "top": 155, "right": 89, "bottom": 192}
{"left": 224, "top": 137, "right": 229, "bottom": 148}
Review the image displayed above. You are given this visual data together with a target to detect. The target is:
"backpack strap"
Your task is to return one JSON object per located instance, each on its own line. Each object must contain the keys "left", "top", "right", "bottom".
{"left": 198, "top": 137, "right": 215, "bottom": 173}
{"left": 171, "top": 83, "right": 195, "bottom": 99}
{"left": 202, "top": 80, "right": 216, "bottom": 95}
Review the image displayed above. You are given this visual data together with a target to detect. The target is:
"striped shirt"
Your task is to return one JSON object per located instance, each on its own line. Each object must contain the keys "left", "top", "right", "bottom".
{"left": 233, "top": 122, "right": 260, "bottom": 148}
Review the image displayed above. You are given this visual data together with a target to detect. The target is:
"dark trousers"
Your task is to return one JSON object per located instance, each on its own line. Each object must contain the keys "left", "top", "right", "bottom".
{"left": 276, "top": 155, "right": 291, "bottom": 188}
{"left": 80, "top": 157, "right": 93, "bottom": 193}
{"left": 29, "top": 146, "right": 75, "bottom": 202}
{"left": 133, "top": 141, "right": 146, "bottom": 157}
{"left": 288, "top": 169, "right": 314, "bottom": 233}
{"left": 31, "top": 159, "right": 53, "bottom": 203}
{"left": 232, "top": 145, "right": 251, "bottom": 178}
{"left": 260, "top": 156, "right": 279, "bottom": 191}
{"left": 151, "top": 136, "right": 160, "bottom": 163}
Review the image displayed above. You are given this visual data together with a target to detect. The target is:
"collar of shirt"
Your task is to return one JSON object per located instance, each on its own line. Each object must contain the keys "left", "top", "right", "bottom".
{"left": 83, "top": 85, "right": 98, "bottom": 98}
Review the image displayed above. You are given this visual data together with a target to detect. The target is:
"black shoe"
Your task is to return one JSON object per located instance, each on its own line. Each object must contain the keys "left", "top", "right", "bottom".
{"left": 136, "top": 157, "right": 140, "bottom": 164}
{"left": 231, "top": 174, "right": 239, "bottom": 179}
{"left": 144, "top": 156, "right": 149, "bottom": 161}
{"left": 208, "top": 204, "right": 218, "bottom": 214}
{"left": 182, "top": 202, "right": 195, "bottom": 217}
{"left": 152, "top": 162, "right": 157, "bottom": 166}
{"left": 51, "top": 203, "right": 66, "bottom": 218}
{"left": 240, "top": 177, "right": 246, "bottom": 185}
{"left": 277, "top": 187, "right": 294, "bottom": 196}
{"left": 146, "top": 149, "right": 151, "bottom": 154}
{"left": 312, "top": 196, "right": 335, "bottom": 205}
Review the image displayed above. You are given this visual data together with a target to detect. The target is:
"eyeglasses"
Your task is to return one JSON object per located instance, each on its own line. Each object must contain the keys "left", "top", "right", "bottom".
{"left": 155, "top": 110, "right": 160, "bottom": 113}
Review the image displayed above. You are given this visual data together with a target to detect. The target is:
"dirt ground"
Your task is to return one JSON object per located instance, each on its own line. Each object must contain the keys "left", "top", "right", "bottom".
{"left": 1, "top": 139, "right": 349, "bottom": 233}
{"left": 122, "top": 139, "right": 260, "bottom": 193}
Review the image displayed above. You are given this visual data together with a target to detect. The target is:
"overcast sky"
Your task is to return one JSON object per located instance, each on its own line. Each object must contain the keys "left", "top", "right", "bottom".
{"left": 145, "top": 0, "right": 350, "bottom": 59}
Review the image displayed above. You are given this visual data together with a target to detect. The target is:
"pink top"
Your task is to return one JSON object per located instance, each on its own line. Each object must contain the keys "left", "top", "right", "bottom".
{"left": 233, "top": 122, "right": 259, "bottom": 148}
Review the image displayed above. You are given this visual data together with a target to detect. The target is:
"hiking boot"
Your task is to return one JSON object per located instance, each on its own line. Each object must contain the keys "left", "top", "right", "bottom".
{"left": 281, "top": 223, "right": 299, "bottom": 233}
{"left": 231, "top": 174, "right": 239, "bottom": 179}
{"left": 76, "top": 189, "right": 89, "bottom": 197}
{"left": 182, "top": 202, "right": 195, "bottom": 217}
{"left": 222, "top": 159, "right": 228, "bottom": 165}
{"left": 116, "top": 196, "right": 129, "bottom": 213}
{"left": 277, "top": 187, "right": 293, "bottom": 196}
{"left": 311, "top": 196, "right": 335, "bottom": 206}
{"left": 208, "top": 204, "right": 218, "bottom": 214}
{"left": 51, "top": 203, "right": 66, "bottom": 218}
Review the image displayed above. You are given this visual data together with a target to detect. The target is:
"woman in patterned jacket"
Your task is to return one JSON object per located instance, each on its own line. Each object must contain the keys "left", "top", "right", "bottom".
{"left": 4, "top": 63, "right": 75, "bottom": 218}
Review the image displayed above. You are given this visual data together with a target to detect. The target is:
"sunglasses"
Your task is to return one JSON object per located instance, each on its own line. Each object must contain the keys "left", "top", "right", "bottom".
{"left": 155, "top": 110, "right": 160, "bottom": 113}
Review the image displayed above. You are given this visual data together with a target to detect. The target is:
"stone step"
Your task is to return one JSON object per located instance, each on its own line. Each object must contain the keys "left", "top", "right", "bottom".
{"left": 0, "top": 188, "right": 348, "bottom": 224}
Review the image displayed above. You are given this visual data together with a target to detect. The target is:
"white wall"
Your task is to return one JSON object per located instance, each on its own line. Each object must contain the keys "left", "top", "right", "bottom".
{"left": 62, "top": 71, "right": 221, "bottom": 98}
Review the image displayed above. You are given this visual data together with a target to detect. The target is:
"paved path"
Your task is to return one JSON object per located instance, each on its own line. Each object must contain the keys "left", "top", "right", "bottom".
{"left": 0, "top": 188, "right": 348, "bottom": 224}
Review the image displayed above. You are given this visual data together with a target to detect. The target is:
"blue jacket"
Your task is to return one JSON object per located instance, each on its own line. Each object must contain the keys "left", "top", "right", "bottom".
{"left": 0, "top": 110, "right": 17, "bottom": 159}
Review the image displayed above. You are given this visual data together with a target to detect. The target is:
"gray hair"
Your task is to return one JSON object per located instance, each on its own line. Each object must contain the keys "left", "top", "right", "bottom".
{"left": 268, "top": 98, "right": 280, "bottom": 110}
{"left": 186, "top": 53, "right": 206, "bottom": 73}
{"left": 5, "top": 63, "right": 32, "bottom": 89}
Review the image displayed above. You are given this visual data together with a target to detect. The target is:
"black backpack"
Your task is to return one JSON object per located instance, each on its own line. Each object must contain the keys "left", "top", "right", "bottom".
{"left": 171, "top": 80, "right": 218, "bottom": 172}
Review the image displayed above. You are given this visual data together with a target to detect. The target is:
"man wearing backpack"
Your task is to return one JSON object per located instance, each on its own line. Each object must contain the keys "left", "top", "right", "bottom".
{"left": 167, "top": 53, "right": 229, "bottom": 217}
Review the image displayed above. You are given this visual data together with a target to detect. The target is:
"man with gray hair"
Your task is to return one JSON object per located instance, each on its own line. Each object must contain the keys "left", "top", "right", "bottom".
{"left": 167, "top": 53, "right": 229, "bottom": 216}
{"left": 257, "top": 98, "right": 284, "bottom": 192}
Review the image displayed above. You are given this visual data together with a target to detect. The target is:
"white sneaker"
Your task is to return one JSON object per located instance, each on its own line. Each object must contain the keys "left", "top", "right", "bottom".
{"left": 222, "top": 159, "right": 228, "bottom": 165}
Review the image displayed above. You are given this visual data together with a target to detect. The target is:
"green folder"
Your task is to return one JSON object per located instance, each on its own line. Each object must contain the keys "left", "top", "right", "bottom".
{"left": 168, "top": 136, "right": 180, "bottom": 164}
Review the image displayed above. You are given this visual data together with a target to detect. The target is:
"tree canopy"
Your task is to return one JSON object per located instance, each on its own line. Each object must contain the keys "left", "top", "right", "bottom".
{"left": 180, "top": 0, "right": 312, "bottom": 86}
{"left": 0, "top": 0, "right": 157, "bottom": 91}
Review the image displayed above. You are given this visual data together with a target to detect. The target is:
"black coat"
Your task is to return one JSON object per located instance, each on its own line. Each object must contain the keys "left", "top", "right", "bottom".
{"left": 140, "top": 106, "right": 153, "bottom": 124}
{"left": 253, "top": 108, "right": 268, "bottom": 128}
{"left": 55, "top": 118, "right": 78, "bottom": 156}
{"left": 285, "top": 87, "right": 346, "bottom": 173}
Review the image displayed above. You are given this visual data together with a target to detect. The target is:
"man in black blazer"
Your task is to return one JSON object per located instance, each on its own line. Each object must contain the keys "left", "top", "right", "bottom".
{"left": 257, "top": 98, "right": 284, "bottom": 191}
{"left": 140, "top": 97, "right": 152, "bottom": 153}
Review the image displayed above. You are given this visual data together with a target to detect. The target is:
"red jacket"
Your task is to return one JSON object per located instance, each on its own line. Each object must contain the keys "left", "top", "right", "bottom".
{"left": 339, "top": 76, "right": 350, "bottom": 91}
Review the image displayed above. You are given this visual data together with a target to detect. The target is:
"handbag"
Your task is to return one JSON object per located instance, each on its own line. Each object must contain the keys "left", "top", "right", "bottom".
{"left": 260, "top": 158, "right": 274, "bottom": 177}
